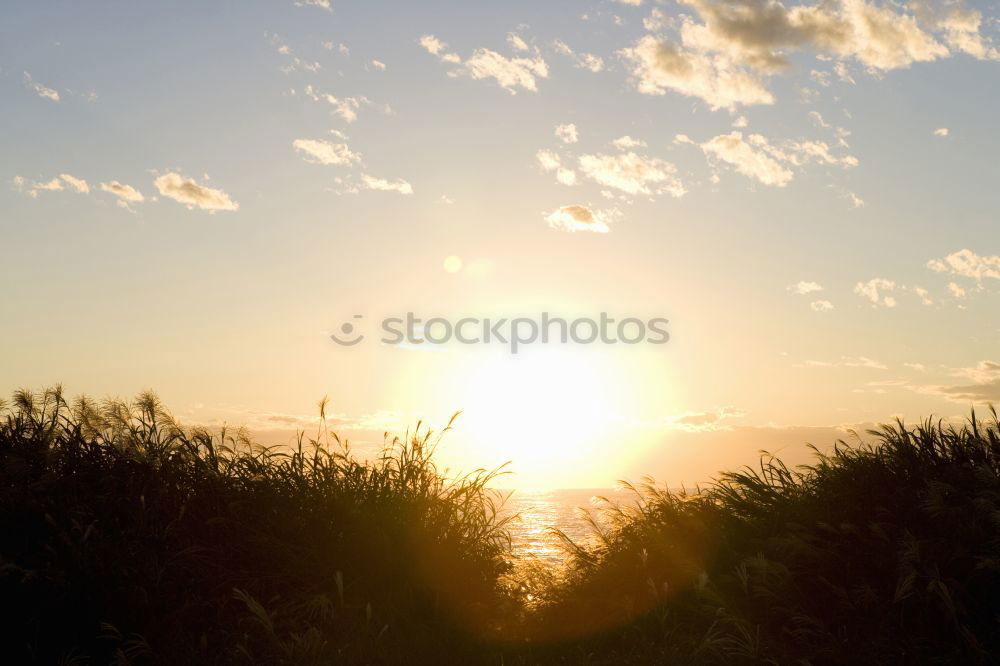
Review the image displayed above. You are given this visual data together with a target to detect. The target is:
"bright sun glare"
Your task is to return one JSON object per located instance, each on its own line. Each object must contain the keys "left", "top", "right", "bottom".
{"left": 457, "top": 348, "right": 629, "bottom": 488}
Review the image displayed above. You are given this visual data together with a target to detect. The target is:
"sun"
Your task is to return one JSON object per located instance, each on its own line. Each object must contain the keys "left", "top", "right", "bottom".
{"left": 453, "top": 347, "right": 630, "bottom": 488}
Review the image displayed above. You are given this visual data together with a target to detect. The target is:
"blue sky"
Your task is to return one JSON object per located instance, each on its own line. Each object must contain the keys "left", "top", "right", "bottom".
{"left": 3, "top": 0, "right": 1000, "bottom": 486}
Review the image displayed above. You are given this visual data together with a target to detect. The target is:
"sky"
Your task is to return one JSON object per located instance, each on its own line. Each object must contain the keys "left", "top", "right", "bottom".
{"left": 2, "top": 0, "right": 1000, "bottom": 488}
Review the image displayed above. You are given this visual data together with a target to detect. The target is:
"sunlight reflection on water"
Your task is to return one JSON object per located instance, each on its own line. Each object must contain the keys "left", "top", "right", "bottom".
{"left": 501, "top": 488, "right": 636, "bottom": 565}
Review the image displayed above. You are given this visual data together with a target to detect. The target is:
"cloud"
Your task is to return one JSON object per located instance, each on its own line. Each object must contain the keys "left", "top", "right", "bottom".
{"left": 612, "top": 135, "right": 647, "bottom": 149}
{"left": 552, "top": 40, "right": 605, "bottom": 72}
{"left": 620, "top": 35, "right": 774, "bottom": 110}
{"left": 789, "top": 280, "right": 824, "bottom": 295}
{"left": 154, "top": 172, "right": 239, "bottom": 212}
{"left": 854, "top": 277, "right": 898, "bottom": 307}
{"left": 620, "top": 0, "right": 996, "bottom": 110}
{"left": 507, "top": 32, "right": 529, "bottom": 52}
{"left": 303, "top": 85, "right": 370, "bottom": 122}
{"left": 677, "top": 0, "right": 949, "bottom": 73}
{"left": 59, "top": 174, "right": 90, "bottom": 194}
{"left": 811, "top": 300, "right": 834, "bottom": 312}
{"left": 701, "top": 132, "right": 794, "bottom": 186}
{"left": 422, "top": 34, "right": 548, "bottom": 93}
{"left": 805, "top": 356, "right": 888, "bottom": 370}
{"left": 545, "top": 204, "right": 616, "bottom": 233}
{"left": 370, "top": 59, "right": 387, "bottom": 71}
{"left": 537, "top": 150, "right": 578, "bottom": 186}
{"left": 32, "top": 178, "right": 63, "bottom": 192}
{"left": 921, "top": 361, "right": 1000, "bottom": 403}
{"left": 100, "top": 181, "right": 144, "bottom": 204}
{"left": 293, "top": 138, "right": 361, "bottom": 166}
{"left": 577, "top": 151, "right": 686, "bottom": 197}
{"left": 927, "top": 249, "right": 1000, "bottom": 282}
{"left": 934, "top": 127, "right": 949, "bottom": 137}
{"left": 914, "top": 286, "right": 933, "bottom": 305}
{"left": 15, "top": 174, "right": 92, "bottom": 197}
{"left": 659, "top": 406, "right": 747, "bottom": 433}
{"left": 24, "top": 72, "right": 59, "bottom": 102}
{"left": 555, "top": 123, "right": 579, "bottom": 144}
{"left": 947, "top": 281, "right": 967, "bottom": 299}
{"left": 296, "top": 0, "right": 331, "bottom": 10}
{"left": 361, "top": 174, "right": 413, "bottom": 195}
{"left": 847, "top": 191, "right": 865, "bottom": 208}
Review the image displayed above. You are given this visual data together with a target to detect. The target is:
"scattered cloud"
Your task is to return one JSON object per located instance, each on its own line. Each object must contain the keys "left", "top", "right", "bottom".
{"left": 612, "top": 135, "right": 647, "bottom": 149}
{"left": 921, "top": 360, "right": 1000, "bottom": 403}
{"left": 914, "top": 286, "right": 934, "bottom": 305}
{"left": 360, "top": 174, "right": 413, "bottom": 195}
{"left": 701, "top": 132, "right": 794, "bottom": 186}
{"left": 370, "top": 59, "right": 386, "bottom": 71}
{"left": 620, "top": 35, "right": 773, "bottom": 110}
{"left": 854, "top": 277, "right": 898, "bottom": 307}
{"left": 947, "top": 281, "right": 967, "bottom": 299}
{"left": 555, "top": 123, "right": 579, "bottom": 144}
{"left": 24, "top": 72, "right": 59, "bottom": 102}
{"left": 293, "top": 138, "right": 361, "bottom": 165}
{"left": 927, "top": 248, "right": 1000, "bottom": 282}
{"left": 536, "top": 149, "right": 578, "bottom": 186}
{"left": 100, "top": 181, "right": 145, "bottom": 206}
{"left": 421, "top": 34, "right": 548, "bottom": 94}
{"left": 789, "top": 280, "right": 824, "bottom": 295}
{"left": 296, "top": 0, "right": 331, "bottom": 11}
{"left": 811, "top": 300, "right": 834, "bottom": 312}
{"left": 617, "top": 0, "right": 998, "bottom": 111}
{"left": 59, "top": 174, "right": 90, "bottom": 194}
{"left": 577, "top": 151, "right": 686, "bottom": 197}
{"left": 934, "top": 127, "right": 949, "bottom": 136}
{"left": 552, "top": 40, "right": 605, "bottom": 72}
{"left": 545, "top": 204, "right": 616, "bottom": 233}
{"left": 154, "top": 172, "right": 239, "bottom": 212}
{"left": 805, "top": 356, "right": 888, "bottom": 370}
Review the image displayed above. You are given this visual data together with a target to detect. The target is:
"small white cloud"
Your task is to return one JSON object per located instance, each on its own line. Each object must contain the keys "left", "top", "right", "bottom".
{"left": 361, "top": 174, "right": 413, "bottom": 195}
{"left": 611, "top": 135, "right": 647, "bottom": 150}
{"left": 154, "top": 172, "right": 239, "bottom": 212}
{"left": 947, "top": 281, "right": 967, "bottom": 299}
{"left": 934, "top": 127, "right": 949, "bottom": 137}
{"left": 578, "top": 151, "right": 685, "bottom": 197}
{"left": 555, "top": 123, "right": 579, "bottom": 144}
{"left": 854, "top": 278, "right": 898, "bottom": 308}
{"left": 810, "top": 300, "right": 834, "bottom": 312}
{"left": 100, "top": 180, "right": 145, "bottom": 204}
{"left": 59, "top": 174, "right": 90, "bottom": 194}
{"left": 507, "top": 33, "right": 529, "bottom": 52}
{"left": 370, "top": 59, "right": 386, "bottom": 71}
{"left": 293, "top": 138, "right": 361, "bottom": 166}
{"left": 545, "top": 204, "right": 615, "bottom": 233}
{"left": 701, "top": 132, "right": 793, "bottom": 187}
{"left": 423, "top": 34, "right": 547, "bottom": 94}
{"left": 927, "top": 249, "right": 1000, "bottom": 282}
{"left": 24, "top": 72, "right": 60, "bottom": 102}
{"left": 788, "top": 280, "right": 823, "bottom": 295}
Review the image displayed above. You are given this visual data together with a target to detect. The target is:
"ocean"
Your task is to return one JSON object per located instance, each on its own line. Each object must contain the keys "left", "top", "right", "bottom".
{"left": 499, "top": 488, "right": 639, "bottom": 564}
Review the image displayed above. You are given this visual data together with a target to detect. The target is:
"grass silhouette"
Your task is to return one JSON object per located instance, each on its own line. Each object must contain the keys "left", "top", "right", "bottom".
{"left": 2, "top": 386, "right": 1000, "bottom": 664}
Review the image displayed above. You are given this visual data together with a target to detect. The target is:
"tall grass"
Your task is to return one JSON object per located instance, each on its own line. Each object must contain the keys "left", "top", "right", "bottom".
{"left": 0, "top": 387, "right": 514, "bottom": 664}
{"left": 523, "top": 410, "right": 1000, "bottom": 664}
{"left": 3, "top": 387, "right": 1000, "bottom": 664}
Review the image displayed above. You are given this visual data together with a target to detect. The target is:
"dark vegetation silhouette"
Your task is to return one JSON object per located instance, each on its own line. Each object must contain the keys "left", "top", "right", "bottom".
{"left": 2, "top": 386, "right": 1000, "bottom": 664}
